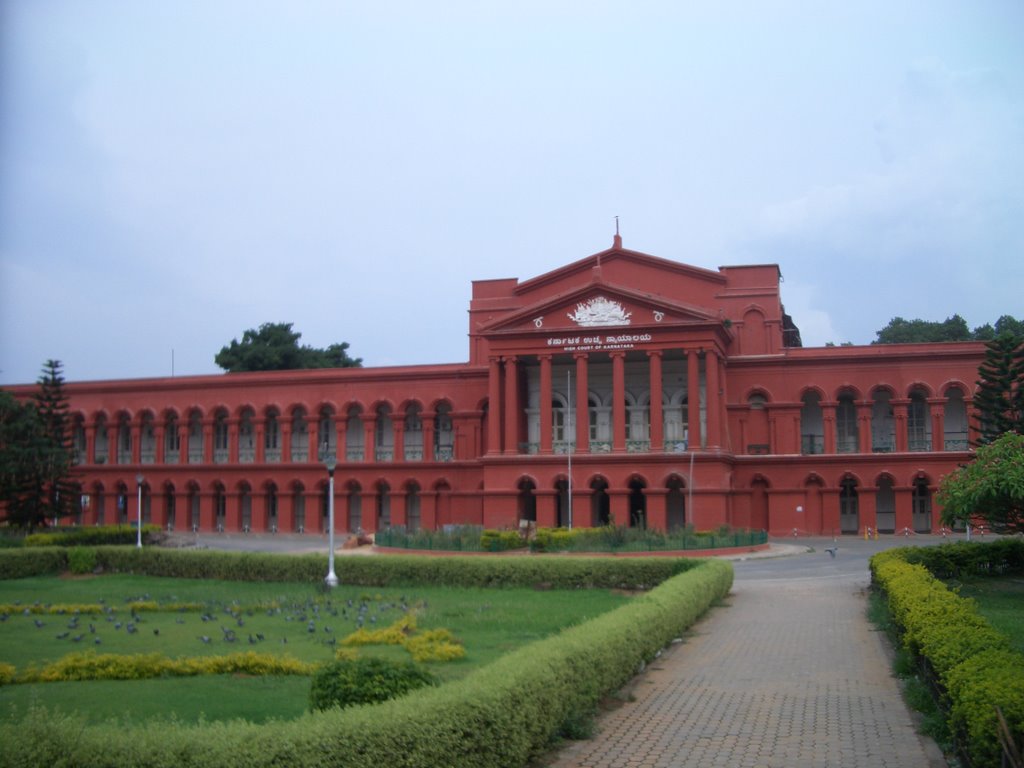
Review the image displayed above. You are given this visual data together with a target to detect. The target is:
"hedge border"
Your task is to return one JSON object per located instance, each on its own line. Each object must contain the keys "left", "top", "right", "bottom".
{"left": 870, "top": 541, "right": 1024, "bottom": 768}
{"left": 0, "top": 550, "right": 732, "bottom": 768}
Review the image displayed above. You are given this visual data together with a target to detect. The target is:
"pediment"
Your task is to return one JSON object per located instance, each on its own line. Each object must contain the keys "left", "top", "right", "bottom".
{"left": 478, "top": 281, "right": 719, "bottom": 335}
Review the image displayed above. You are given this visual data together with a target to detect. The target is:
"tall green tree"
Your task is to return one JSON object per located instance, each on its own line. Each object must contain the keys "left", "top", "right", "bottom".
{"left": 937, "top": 431, "right": 1024, "bottom": 534}
{"left": 0, "top": 361, "right": 78, "bottom": 529}
{"left": 873, "top": 315, "right": 972, "bottom": 344}
{"left": 215, "top": 322, "right": 362, "bottom": 372}
{"left": 973, "top": 332, "right": 1024, "bottom": 444}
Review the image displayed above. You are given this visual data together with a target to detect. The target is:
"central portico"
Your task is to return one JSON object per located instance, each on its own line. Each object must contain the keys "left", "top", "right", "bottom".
{"left": 469, "top": 236, "right": 790, "bottom": 531}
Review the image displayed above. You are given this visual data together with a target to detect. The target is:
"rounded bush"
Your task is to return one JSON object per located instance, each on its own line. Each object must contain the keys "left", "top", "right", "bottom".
{"left": 308, "top": 657, "right": 435, "bottom": 712}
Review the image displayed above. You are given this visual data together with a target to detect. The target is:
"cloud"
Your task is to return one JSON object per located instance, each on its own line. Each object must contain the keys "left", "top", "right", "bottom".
{"left": 742, "top": 60, "right": 1024, "bottom": 345}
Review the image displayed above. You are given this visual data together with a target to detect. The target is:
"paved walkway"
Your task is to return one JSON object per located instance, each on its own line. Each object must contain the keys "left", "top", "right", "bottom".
{"left": 546, "top": 537, "right": 951, "bottom": 768}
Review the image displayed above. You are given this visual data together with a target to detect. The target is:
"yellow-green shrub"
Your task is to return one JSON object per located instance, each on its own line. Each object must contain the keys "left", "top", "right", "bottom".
{"left": 0, "top": 663, "right": 15, "bottom": 686}
{"left": 871, "top": 543, "right": 1024, "bottom": 768}
{"left": 16, "top": 651, "right": 317, "bottom": 683}
{"left": 403, "top": 629, "right": 466, "bottom": 662}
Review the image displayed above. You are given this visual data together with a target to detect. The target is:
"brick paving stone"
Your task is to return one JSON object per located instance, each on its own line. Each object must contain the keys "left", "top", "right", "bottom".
{"left": 545, "top": 553, "right": 946, "bottom": 768}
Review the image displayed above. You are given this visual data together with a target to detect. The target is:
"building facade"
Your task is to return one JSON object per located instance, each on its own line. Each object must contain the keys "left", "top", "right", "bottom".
{"left": 12, "top": 238, "right": 983, "bottom": 536}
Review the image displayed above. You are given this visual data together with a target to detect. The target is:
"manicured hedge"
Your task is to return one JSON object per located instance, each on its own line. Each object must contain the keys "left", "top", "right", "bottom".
{"left": 0, "top": 557, "right": 733, "bottom": 767}
{"left": 871, "top": 543, "right": 1024, "bottom": 768}
{"left": 0, "top": 545, "right": 700, "bottom": 589}
{"left": 24, "top": 525, "right": 163, "bottom": 548}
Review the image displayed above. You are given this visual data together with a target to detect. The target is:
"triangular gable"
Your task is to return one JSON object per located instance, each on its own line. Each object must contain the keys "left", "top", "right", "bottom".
{"left": 514, "top": 245, "right": 726, "bottom": 297}
{"left": 478, "top": 280, "right": 719, "bottom": 334}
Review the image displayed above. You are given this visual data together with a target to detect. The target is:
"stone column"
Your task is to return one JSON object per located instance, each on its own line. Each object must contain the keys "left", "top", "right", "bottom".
{"left": 422, "top": 413, "right": 435, "bottom": 463}
{"left": 648, "top": 351, "right": 664, "bottom": 451}
{"left": 611, "top": 352, "right": 626, "bottom": 452}
{"left": 254, "top": 419, "right": 266, "bottom": 463}
{"left": 154, "top": 425, "right": 165, "bottom": 465}
{"left": 893, "top": 401, "right": 909, "bottom": 453}
{"left": 687, "top": 349, "right": 702, "bottom": 449}
{"left": 202, "top": 418, "right": 214, "bottom": 463}
{"left": 503, "top": 356, "right": 519, "bottom": 454}
{"left": 228, "top": 418, "right": 240, "bottom": 463}
{"left": 281, "top": 420, "right": 293, "bottom": 464}
{"left": 705, "top": 349, "right": 721, "bottom": 448}
{"left": 363, "top": 416, "right": 376, "bottom": 463}
{"left": 644, "top": 487, "right": 668, "bottom": 531}
{"left": 822, "top": 403, "right": 836, "bottom": 454}
{"left": 487, "top": 357, "right": 502, "bottom": 455}
{"left": 539, "top": 354, "right": 553, "bottom": 454}
{"left": 929, "top": 401, "right": 945, "bottom": 452}
{"left": 575, "top": 353, "right": 589, "bottom": 453}
{"left": 131, "top": 421, "right": 142, "bottom": 464}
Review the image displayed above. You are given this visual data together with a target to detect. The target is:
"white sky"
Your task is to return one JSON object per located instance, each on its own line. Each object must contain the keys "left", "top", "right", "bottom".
{"left": 2, "top": 1, "right": 1022, "bottom": 385}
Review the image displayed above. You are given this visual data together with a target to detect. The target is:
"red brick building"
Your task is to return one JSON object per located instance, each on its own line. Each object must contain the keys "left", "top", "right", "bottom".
{"left": 13, "top": 238, "right": 983, "bottom": 536}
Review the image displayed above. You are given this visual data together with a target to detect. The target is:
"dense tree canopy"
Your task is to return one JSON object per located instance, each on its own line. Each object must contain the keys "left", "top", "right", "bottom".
{"left": 215, "top": 323, "right": 362, "bottom": 372}
{"left": 873, "top": 314, "right": 1022, "bottom": 344}
{"left": 973, "top": 332, "right": 1024, "bottom": 444}
{"left": 0, "top": 360, "right": 78, "bottom": 529}
{"left": 937, "top": 432, "right": 1024, "bottom": 534}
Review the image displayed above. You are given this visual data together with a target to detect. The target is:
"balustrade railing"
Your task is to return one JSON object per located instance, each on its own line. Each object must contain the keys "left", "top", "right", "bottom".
{"left": 801, "top": 434, "right": 824, "bottom": 454}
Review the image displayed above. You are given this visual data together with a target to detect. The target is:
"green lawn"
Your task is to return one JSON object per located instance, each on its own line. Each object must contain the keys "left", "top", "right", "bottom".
{"left": 954, "top": 575, "right": 1024, "bottom": 653}
{"left": 0, "top": 574, "right": 629, "bottom": 724}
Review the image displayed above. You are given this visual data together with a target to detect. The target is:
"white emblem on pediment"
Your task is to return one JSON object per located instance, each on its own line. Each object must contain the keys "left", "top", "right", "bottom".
{"left": 567, "top": 296, "right": 632, "bottom": 327}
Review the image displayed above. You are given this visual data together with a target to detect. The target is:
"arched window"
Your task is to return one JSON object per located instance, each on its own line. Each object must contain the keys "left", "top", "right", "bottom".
{"left": 214, "top": 484, "right": 226, "bottom": 531}
{"left": 907, "top": 390, "right": 931, "bottom": 451}
{"left": 266, "top": 484, "right": 278, "bottom": 532}
{"left": 264, "top": 409, "right": 281, "bottom": 463}
{"left": 912, "top": 477, "right": 932, "bottom": 533}
{"left": 317, "top": 406, "right": 335, "bottom": 460}
{"left": 164, "top": 413, "right": 180, "bottom": 464}
{"left": 943, "top": 387, "right": 968, "bottom": 450}
{"left": 239, "top": 408, "right": 256, "bottom": 463}
{"left": 117, "top": 414, "right": 132, "bottom": 464}
{"left": 836, "top": 393, "right": 858, "bottom": 453}
{"left": 375, "top": 405, "right": 394, "bottom": 462}
{"left": 876, "top": 476, "right": 895, "bottom": 533}
{"left": 871, "top": 390, "right": 894, "bottom": 453}
{"left": 407, "top": 483, "right": 422, "bottom": 530}
{"left": 290, "top": 408, "right": 308, "bottom": 462}
{"left": 800, "top": 392, "right": 824, "bottom": 455}
{"left": 590, "top": 477, "right": 610, "bottom": 527}
{"left": 71, "top": 415, "right": 86, "bottom": 465}
{"left": 434, "top": 403, "right": 454, "bottom": 462}
{"left": 292, "top": 483, "right": 306, "bottom": 533}
{"left": 404, "top": 404, "right": 423, "bottom": 461}
{"left": 140, "top": 412, "right": 156, "bottom": 464}
{"left": 187, "top": 411, "right": 203, "bottom": 464}
{"left": 213, "top": 409, "right": 229, "bottom": 463}
{"left": 94, "top": 414, "right": 110, "bottom": 464}
{"left": 346, "top": 406, "right": 364, "bottom": 462}
{"left": 164, "top": 483, "right": 176, "bottom": 531}
{"left": 840, "top": 477, "right": 859, "bottom": 533}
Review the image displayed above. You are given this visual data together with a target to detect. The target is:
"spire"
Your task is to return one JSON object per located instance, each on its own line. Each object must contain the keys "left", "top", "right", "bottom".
{"left": 613, "top": 215, "right": 622, "bottom": 249}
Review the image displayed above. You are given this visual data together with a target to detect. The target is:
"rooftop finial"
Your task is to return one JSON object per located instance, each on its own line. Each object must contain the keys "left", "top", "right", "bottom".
{"left": 613, "top": 216, "right": 622, "bottom": 249}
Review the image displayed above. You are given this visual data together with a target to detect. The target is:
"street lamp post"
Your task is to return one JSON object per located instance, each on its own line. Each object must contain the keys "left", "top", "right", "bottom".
{"left": 324, "top": 456, "right": 338, "bottom": 587}
{"left": 135, "top": 474, "right": 144, "bottom": 549}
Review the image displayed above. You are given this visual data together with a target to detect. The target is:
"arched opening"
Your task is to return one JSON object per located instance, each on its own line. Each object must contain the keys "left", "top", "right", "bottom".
{"left": 213, "top": 409, "right": 229, "bottom": 464}
{"left": 213, "top": 483, "right": 226, "bottom": 531}
{"left": 750, "top": 476, "right": 769, "bottom": 531}
{"left": 554, "top": 478, "right": 569, "bottom": 528}
{"left": 876, "top": 476, "right": 895, "bottom": 533}
{"left": 377, "top": 482, "right": 392, "bottom": 528}
{"left": 264, "top": 408, "right": 281, "bottom": 463}
{"left": 290, "top": 407, "right": 308, "bottom": 462}
{"left": 140, "top": 412, "right": 156, "bottom": 464}
{"left": 871, "top": 390, "right": 894, "bottom": 453}
{"left": 116, "top": 482, "right": 129, "bottom": 524}
{"left": 800, "top": 391, "right": 824, "bottom": 454}
{"left": 164, "top": 482, "right": 176, "bottom": 531}
{"left": 93, "top": 483, "right": 107, "bottom": 524}
{"left": 117, "top": 414, "right": 132, "bottom": 464}
{"left": 94, "top": 414, "right": 110, "bottom": 464}
{"left": 347, "top": 482, "right": 363, "bottom": 533}
{"left": 292, "top": 482, "right": 306, "bottom": 533}
{"left": 628, "top": 477, "right": 646, "bottom": 528}
{"left": 590, "top": 477, "right": 610, "bottom": 527}
{"left": 239, "top": 482, "right": 252, "bottom": 532}
{"left": 434, "top": 403, "right": 454, "bottom": 461}
{"left": 71, "top": 415, "right": 86, "bottom": 465}
{"left": 912, "top": 477, "right": 933, "bottom": 533}
{"left": 943, "top": 387, "right": 968, "bottom": 450}
{"left": 187, "top": 410, "right": 203, "bottom": 463}
{"left": 907, "top": 389, "right": 931, "bottom": 451}
{"left": 836, "top": 392, "right": 858, "bottom": 453}
{"left": 840, "top": 477, "right": 859, "bottom": 534}
{"left": 666, "top": 475, "right": 686, "bottom": 531}
{"left": 406, "top": 482, "right": 422, "bottom": 531}
{"left": 404, "top": 404, "right": 423, "bottom": 461}
{"left": 346, "top": 405, "right": 364, "bottom": 462}
{"left": 517, "top": 478, "right": 537, "bottom": 523}
{"left": 375, "top": 405, "right": 394, "bottom": 462}
{"left": 266, "top": 483, "right": 279, "bottom": 532}
{"left": 186, "top": 482, "right": 200, "bottom": 531}
{"left": 317, "top": 406, "right": 336, "bottom": 461}
{"left": 239, "top": 408, "right": 256, "bottom": 463}
{"left": 164, "top": 412, "right": 180, "bottom": 464}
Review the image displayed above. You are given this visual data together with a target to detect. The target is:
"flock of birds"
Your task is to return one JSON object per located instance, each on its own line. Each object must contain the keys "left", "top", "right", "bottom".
{"left": 3, "top": 593, "right": 422, "bottom": 651}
